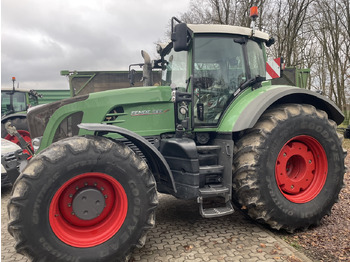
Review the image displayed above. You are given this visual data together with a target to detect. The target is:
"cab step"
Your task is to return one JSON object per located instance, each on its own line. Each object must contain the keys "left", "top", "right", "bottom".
{"left": 199, "top": 165, "right": 224, "bottom": 175}
{"left": 197, "top": 196, "right": 234, "bottom": 218}
{"left": 198, "top": 185, "right": 234, "bottom": 218}
{"left": 197, "top": 145, "right": 221, "bottom": 152}
{"left": 199, "top": 185, "right": 229, "bottom": 196}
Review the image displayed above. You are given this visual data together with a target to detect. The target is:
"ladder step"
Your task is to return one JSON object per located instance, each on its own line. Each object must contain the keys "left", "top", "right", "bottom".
{"left": 197, "top": 145, "right": 221, "bottom": 152}
{"left": 199, "top": 201, "right": 234, "bottom": 218}
{"left": 199, "top": 165, "right": 224, "bottom": 175}
{"left": 198, "top": 153, "right": 218, "bottom": 166}
{"left": 198, "top": 153, "right": 217, "bottom": 161}
{"left": 199, "top": 185, "right": 229, "bottom": 196}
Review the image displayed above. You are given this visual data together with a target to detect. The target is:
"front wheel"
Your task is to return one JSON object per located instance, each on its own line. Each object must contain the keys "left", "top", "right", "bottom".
{"left": 232, "top": 104, "right": 346, "bottom": 232}
{"left": 8, "top": 136, "right": 158, "bottom": 261}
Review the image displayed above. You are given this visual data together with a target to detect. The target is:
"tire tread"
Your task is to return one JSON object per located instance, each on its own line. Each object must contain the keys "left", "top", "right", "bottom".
{"left": 232, "top": 104, "right": 346, "bottom": 232}
{"left": 8, "top": 136, "right": 158, "bottom": 261}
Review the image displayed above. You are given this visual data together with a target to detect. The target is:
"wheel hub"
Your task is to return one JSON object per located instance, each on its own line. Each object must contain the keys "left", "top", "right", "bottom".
{"left": 72, "top": 187, "right": 105, "bottom": 220}
{"left": 276, "top": 141, "right": 315, "bottom": 194}
{"left": 49, "top": 172, "right": 128, "bottom": 247}
{"left": 275, "top": 135, "right": 328, "bottom": 203}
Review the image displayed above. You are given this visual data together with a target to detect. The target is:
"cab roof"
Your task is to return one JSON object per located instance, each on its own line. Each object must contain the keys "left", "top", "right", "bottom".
{"left": 187, "top": 24, "right": 270, "bottom": 41}
{"left": 1, "top": 88, "right": 31, "bottom": 93}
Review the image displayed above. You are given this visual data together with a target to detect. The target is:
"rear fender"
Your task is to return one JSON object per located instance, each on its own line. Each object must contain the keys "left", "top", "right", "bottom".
{"left": 78, "top": 123, "right": 177, "bottom": 194}
{"left": 219, "top": 86, "right": 344, "bottom": 133}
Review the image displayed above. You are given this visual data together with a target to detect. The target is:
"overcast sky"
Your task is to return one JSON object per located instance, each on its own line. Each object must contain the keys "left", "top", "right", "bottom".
{"left": 1, "top": 0, "right": 190, "bottom": 90}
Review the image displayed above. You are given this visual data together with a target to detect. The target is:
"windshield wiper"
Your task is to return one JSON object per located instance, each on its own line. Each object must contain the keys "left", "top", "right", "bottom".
{"left": 240, "top": 75, "right": 265, "bottom": 90}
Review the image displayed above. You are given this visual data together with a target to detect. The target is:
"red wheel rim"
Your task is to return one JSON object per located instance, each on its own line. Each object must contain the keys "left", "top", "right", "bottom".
{"left": 275, "top": 135, "right": 327, "bottom": 203}
{"left": 49, "top": 172, "right": 128, "bottom": 247}
{"left": 4, "top": 130, "right": 33, "bottom": 157}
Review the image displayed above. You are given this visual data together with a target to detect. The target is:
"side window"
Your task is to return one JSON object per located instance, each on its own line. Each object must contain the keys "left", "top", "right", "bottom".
{"left": 161, "top": 50, "right": 187, "bottom": 89}
{"left": 246, "top": 40, "right": 265, "bottom": 78}
{"left": 193, "top": 37, "right": 246, "bottom": 125}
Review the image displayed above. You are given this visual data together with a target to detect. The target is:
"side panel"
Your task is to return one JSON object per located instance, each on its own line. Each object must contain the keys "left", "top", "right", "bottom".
{"left": 36, "top": 90, "right": 71, "bottom": 105}
{"left": 217, "top": 85, "right": 344, "bottom": 133}
{"left": 37, "top": 86, "right": 175, "bottom": 151}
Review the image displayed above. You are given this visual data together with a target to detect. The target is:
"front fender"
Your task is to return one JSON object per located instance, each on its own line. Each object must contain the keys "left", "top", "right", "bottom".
{"left": 1, "top": 113, "right": 27, "bottom": 123}
{"left": 78, "top": 123, "right": 177, "bottom": 194}
{"left": 218, "top": 86, "right": 344, "bottom": 133}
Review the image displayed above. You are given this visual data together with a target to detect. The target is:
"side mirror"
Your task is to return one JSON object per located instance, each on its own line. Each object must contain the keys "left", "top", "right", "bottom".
{"left": 128, "top": 69, "right": 136, "bottom": 86}
{"left": 128, "top": 63, "right": 144, "bottom": 86}
{"left": 171, "top": 17, "right": 191, "bottom": 52}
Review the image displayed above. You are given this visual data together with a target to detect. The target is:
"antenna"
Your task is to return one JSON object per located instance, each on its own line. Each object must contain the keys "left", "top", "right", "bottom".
{"left": 12, "top": 76, "right": 16, "bottom": 91}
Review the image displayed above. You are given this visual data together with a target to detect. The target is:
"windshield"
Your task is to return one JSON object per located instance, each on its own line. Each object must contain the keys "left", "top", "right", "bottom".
{"left": 161, "top": 49, "right": 187, "bottom": 89}
{"left": 1, "top": 91, "right": 27, "bottom": 116}
{"left": 193, "top": 36, "right": 246, "bottom": 125}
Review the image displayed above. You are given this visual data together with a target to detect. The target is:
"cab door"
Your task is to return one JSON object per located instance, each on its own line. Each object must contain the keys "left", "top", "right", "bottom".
{"left": 192, "top": 36, "right": 247, "bottom": 126}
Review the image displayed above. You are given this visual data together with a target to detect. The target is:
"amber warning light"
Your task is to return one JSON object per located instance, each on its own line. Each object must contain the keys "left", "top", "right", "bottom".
{"left": 250, "top": 6, "right": 258, "bottom": 19}
{"left": 12, "top": 76, "right": 16, "bottom": 81}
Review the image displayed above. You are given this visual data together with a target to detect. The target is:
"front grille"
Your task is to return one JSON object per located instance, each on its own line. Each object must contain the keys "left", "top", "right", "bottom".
{"left": 102, "top": 106, "right": 127, "bottom": 124}
{"left": 121, "top": 136, "right": 160, "bottom": 161}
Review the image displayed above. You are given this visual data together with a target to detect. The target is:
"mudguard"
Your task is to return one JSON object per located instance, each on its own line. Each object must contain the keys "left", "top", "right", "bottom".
{"left": 1, "top": 113, "right": 27, "bottom": 123}
{"left": 78, "top": 123, "right": 177, "bottom": 194}
{"left": 218, "top": 86, "right": 344, "bottom": 133}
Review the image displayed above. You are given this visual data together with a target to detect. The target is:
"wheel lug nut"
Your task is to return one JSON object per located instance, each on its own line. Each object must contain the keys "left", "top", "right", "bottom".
{"left": 94, "top": 183, "right": 97, "bottom": 186}
{"left": 309, "top": 160, "right": 312, "bottom": 163}
{"left": 84, "top": 182, "right": 88, "bottom": 186}
{"left": 104, "top": 195, "right": 108, "bottom": 199}
{"left": 69, "top": 194, "right": 73, "bottom": 198}
{"left": 101, "top": 187, "right": 104, "bottom": 191}
{"left": 291, "top": 185, "right": 294, "bottom": 189}
{"left": 283, "top": 153, "right": 287, "bottom": 157}
{"left": 68, "top": 203, "right": 72, "bottom": 207}
{"left": 71, "top": 212, "right": 75, "bottom": 216}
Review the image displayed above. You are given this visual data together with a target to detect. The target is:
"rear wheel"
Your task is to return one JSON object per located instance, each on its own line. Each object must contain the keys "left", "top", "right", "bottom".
{"left": 232, "top": 104, "right": 346, "bottom": 231}
{"left": 8, "top": 135, "right": 158, "bottom": 261}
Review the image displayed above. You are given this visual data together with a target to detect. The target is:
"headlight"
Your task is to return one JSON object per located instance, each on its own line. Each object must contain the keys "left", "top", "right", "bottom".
{"left": 32, "top": 137, "right": 42, "bottom": 153}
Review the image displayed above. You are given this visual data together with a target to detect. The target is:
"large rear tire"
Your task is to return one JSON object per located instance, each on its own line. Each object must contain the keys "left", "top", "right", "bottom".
{"left": 8, "top": 135, "right": 158, "bottom": 261}
{"left": 232, "top": 104, "right": 346, "bottom": 232}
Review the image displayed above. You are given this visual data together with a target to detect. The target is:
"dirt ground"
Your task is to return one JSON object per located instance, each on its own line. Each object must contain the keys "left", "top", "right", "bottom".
{"left": 282, "top": 138, "right": 350, "bottom": 262}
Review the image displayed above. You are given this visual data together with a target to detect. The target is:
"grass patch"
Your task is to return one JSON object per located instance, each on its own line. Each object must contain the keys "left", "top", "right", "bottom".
{"left": 343, "top": 138, "right": 350, "bottom": 149}
{"left": 282, "top": 236, "right": 302, "bottom": 250}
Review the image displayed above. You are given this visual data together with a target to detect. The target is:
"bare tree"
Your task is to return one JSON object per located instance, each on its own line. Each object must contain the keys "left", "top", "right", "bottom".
{"left": 311, "top": 0, "right": 350, "bottom": 121}
{"left": 264, "top": 0, "right": 315, "bottom": 67}
{"left": 180, "top": 0, "right": 263, "bottom": 27}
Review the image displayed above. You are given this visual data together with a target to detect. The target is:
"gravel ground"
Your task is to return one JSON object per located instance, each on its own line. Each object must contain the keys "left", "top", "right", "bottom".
{"left": 282, "top": 138, "right": 350, "bottom": 262}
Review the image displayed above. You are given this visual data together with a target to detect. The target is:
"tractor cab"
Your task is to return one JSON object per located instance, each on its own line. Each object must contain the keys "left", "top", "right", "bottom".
{"left": 157, "top": 19, "right": 273, "bottom": 132}
{"left": 1, "top": 87, "right": 41, "bottom": 117}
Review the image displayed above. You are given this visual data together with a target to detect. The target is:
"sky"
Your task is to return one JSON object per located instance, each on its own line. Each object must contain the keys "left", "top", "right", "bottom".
{"left": 1, "top": 0, "right": 190, "bottom": 90}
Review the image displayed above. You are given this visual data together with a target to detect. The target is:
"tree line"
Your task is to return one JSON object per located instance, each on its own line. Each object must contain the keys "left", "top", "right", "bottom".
{"left": 179, "top": 0, "right": 350, "bottom": 124}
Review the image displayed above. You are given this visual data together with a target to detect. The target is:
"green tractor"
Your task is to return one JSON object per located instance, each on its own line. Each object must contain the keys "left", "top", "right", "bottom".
{"left": 8, "top": 16, "right": 346, "bottom": 262}
{"left": 1, "top": 77, "right": 70, "bottom": 150}
{"left": 1, "top": 77, "right": 42, "bottom": 147}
